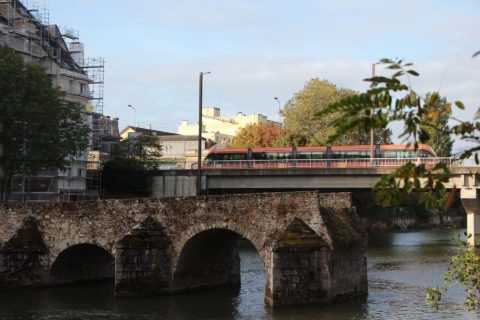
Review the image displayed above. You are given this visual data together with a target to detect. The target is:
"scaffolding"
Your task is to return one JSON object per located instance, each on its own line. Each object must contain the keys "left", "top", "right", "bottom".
{"left": 82, "top": 57, "right": 105, "bottom": 115}
{"left": 61, "top": 27, "right": 105, "bottom": 115}
{"left": 0, "top": 0, "right": 104, "bottom": 202}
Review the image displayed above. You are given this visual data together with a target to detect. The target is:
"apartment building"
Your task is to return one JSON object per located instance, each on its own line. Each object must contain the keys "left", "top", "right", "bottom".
{"left": 0, "top": 0, "right": 104, "bottom": 202}
{"left": 178, "top": 107, "right": 281, "bottom": 145}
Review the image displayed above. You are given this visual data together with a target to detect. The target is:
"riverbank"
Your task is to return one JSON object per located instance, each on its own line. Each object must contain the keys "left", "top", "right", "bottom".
{"left": 361, "top": 214, "right": 464, "bottom": 231}
{"left": 353, "top": 191, "right": 465, "bottom": 231}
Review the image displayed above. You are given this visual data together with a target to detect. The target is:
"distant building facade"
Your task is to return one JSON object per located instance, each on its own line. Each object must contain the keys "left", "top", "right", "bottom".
{"left": 178, "top": 107, "right": 281, "bottom": 144}
{"left": 119, "top": 126, "right": 209, "bottom": 169}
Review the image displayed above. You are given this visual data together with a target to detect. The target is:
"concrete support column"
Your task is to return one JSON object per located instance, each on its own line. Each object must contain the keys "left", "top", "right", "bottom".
{"left": 461, "top": 187, "right": 480, "bottom": 246}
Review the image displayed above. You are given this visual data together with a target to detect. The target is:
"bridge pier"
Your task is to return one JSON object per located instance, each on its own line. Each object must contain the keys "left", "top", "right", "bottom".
{"left": 461, "top": 184, "right": 480, "bottom": 246}
{"left": 115, "top": 217, "right": 173, "bottom": 296}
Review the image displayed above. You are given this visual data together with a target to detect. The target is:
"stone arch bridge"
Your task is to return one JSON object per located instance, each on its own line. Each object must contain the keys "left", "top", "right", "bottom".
{"left": 0, "top": 191, "right": 367, "bottom": 307}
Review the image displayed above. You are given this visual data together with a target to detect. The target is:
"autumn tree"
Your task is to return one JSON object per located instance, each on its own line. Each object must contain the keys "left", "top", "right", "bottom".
{"left": 283, "top": 78, "right": 391, "bottom": 145}
{"left": 233, "top": 123, "right": 284, "bottom": 148}
{"left": 420, "top": 92, "right": 454, "bottom": 157}
{"left": 0, "top": 47, "right": 90, "bottom": 202}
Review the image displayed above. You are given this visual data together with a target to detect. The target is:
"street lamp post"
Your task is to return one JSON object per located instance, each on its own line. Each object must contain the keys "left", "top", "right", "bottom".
{"left": 197, "top": 71, "right": 210, "bottom": 195}
{"left": 274, "top": 97, "right": 282, "bottom": 126}
{"left": 370, "top": 63, "right": 380, "bottom": 162}
{"left": 128, "top": 104, "right": 137, "bottom": 127}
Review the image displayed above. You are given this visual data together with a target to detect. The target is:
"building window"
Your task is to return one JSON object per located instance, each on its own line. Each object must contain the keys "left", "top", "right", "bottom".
{"left": 80, "top": 83, "right": 86, "bottom": 95}
{"left": 77, "top": 168, "right": 83, "bottom": 178}
{"left": 69, "top": 80, "right": 74, "bottom": 93}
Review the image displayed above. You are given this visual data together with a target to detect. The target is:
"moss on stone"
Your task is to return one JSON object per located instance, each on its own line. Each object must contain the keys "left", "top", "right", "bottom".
{"left": 274, "top": 218, "right": 327, "bottom": 250}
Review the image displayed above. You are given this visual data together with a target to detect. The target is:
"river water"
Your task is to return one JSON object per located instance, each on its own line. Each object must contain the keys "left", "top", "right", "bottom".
{"left": 0, "top": 229, "right": 479, "bottom": 319}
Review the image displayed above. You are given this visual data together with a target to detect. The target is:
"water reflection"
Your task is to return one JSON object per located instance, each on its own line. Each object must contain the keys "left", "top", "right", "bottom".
{"left": 0, "top": 229, "right": 479, "bottom": 319}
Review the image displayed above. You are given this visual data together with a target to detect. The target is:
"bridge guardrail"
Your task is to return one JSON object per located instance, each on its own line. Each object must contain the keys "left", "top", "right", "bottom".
{"left": 197, "top": 157, "right": 478, "bottom": 170}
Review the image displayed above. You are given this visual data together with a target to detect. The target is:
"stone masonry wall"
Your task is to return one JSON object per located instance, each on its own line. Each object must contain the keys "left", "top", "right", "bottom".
{"left": 0, "top": 191, "right": 367, "bottom": 307}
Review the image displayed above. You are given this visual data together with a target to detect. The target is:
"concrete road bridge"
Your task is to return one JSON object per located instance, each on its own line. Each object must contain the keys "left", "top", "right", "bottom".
{"left": 153, "top": 160, "right": 480, "bottom": 245}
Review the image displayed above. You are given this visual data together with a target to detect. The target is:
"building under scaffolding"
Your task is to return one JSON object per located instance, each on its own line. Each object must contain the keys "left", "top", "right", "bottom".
{"left": 0, "top": 0, "right": 106, "bottom": 202}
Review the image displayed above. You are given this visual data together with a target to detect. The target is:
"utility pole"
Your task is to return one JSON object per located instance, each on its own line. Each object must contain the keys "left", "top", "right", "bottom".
{"left": 197, "top": 71, "right": 210, "bottom": 195}
{"left": 370, "top": 63, "right": 379, "bottom": 163}
{"left": 274, "top": 97, "right": 282, "bottom": 127}
{"left": 128, "top": 104, "right": 136, "bottom": 127}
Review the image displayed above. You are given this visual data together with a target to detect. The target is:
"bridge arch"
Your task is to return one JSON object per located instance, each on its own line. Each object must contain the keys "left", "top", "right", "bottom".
{"left": 49, "top": 243, "right": 114, "bottom": 284}
{"left": 172, "top": 227, "right": 262, "bottom": 291}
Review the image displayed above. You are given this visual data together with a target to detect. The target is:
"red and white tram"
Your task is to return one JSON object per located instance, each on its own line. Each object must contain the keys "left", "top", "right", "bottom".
{"left": 202, "top": 144, "right": 439, "bottom": 169}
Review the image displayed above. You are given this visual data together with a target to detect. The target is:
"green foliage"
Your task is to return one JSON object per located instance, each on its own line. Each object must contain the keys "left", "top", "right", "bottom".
{"left": 420, "top": 92, "right": 454, "bottom": 157}
{"left": 103, "top": 134, "right": 162, "bottom": 197}
{"left": 317, "top": 58, "right": 457, "bottom": 209}
{"left": 283, "top": 78, "right": 392, "bottom": 146}
{"left": 0, "top": 47, "right": 89, "bottom": 201}
{"left": 112, "top": 135, "right": 163, "bottom": 170}
{"left": 272, "top": 133, "right": 308, "bottom": 147}
{"left": 130, "top": 135, "right": 163, "bottom": 170}
{"left": 101, "top": 158, "right": 152, "bottom": 198}
{"left": 374, "top": 162, "right": 450, "bottom": 210}
{"left": 282, "top": 78, "right": 392, "bottom": 145}
{"left": 426, "top": 234, "right": 480, "bottom": 310}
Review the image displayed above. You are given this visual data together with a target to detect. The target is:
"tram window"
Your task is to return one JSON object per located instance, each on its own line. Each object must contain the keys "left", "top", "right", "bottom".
{"left": 252, "top": 152, "right": 266, "bottom": 160}
{"left": 299, "top": 152, "right": 325, "bottom": 159}
{"left": 266, "top": 152, "right": 291, "bottom": 160}
{"left": 313, "top": 152, "right": 325, "bottom": 159}
{"left": 383, "top": 151, "right": 397, "bottom": 158}
{"left": 345, "top": 151, "right": 369, "bottom": 159}
{"left": 331, "top": 152, "right": 341, "bottom": 159}
{"left": 219, "top": 153, "right": 246, "bottom": 161}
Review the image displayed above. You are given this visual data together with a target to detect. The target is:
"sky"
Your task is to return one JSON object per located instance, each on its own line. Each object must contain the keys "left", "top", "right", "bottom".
{"left": 41, "top": 0, "right": 480, "bottom": 153}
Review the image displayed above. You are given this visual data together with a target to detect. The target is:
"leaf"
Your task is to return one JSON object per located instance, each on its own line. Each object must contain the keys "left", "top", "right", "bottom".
{"left": 473, "top": 51, "right": 480, "bottom": 58}
{"left": 379, "top": 58, "right": 393, "bottom": 64}
{"left": 387, "top": 64, "right": 401, "bottom": 69}
{"left": 406, "top": 70, "right": 419, "bottom": 76}
{"left": 455, "top": 101, "right": 465, "bottom": 110}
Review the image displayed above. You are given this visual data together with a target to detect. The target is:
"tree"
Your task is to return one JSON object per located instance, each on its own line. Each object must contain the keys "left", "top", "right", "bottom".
{"left": 233, "top": 123, "right": 284, "bottom": 148}
{"left": 101, "top": 158, "right": 151, "bottom": 198}
{"left": 317, "top": 57, "right": 480, "bottom": 310}
{"left": 282, "top": 78, "right": 392, "bottom": 145}
{"left": 128, "top": 135, "right": 163, "bottom": 170}
{"left": 420, "top": 92, "right": 454, "bottom": 157}
{"left": 111, "top": 134, "right": 163, "bottom": 170}
{"left": 0, "top": 47, "right": 90, "bottom": 202}
{"left": 102, "top": 134, "right": 163, "bottom": 197}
